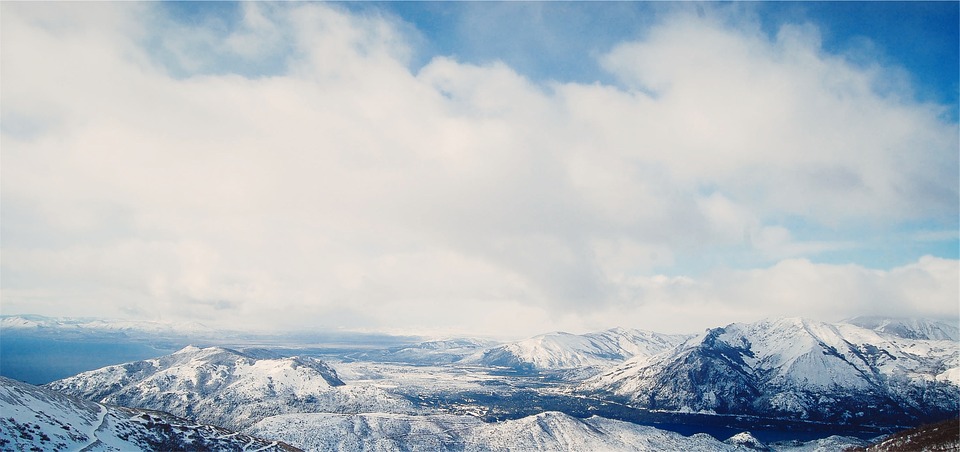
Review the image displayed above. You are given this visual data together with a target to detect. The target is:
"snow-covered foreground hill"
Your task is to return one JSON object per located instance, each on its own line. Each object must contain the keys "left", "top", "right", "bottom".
{"left": 46, "top": 346, "right": 415, "bottom": 430}
{"left": 0, "top": 376, "right": 298, "bottom": 451}
{"left": 245, "top": 410, "right": 869, "bottom": 451}
{"left": 583, "top": 317, "right": 959, "bottom": 425}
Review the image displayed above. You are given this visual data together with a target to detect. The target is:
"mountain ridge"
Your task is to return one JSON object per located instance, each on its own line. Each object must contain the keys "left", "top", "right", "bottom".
{"left": 582, "top": 317, "right": 959, "bottom": 426}
{"left": 46, "top": 345, "right": 413, "bottom": 430}
{"left": 21, "top": 315, "right": 959, "bottom": 449}
{"left": 464, "top": 327, "right": 691, "bottom": 373}
{"left": 842, "top": 316, "right": 959, "bottom": 342}
{"left": 0, "top": 375, "right": 299, "bottom": 451}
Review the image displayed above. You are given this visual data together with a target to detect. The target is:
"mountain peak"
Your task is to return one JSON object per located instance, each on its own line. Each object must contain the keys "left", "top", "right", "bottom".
{"left": 584, "top": 317, "right": 959, "bottom": 424}
{"left": 45, "top": 347, "right": 405, "bottom": 430}
{"left": 173, "top": 344, "right": 203, "bottom": 354}
{"left": 724, "top": 431, "right": 769, "bottom": 450}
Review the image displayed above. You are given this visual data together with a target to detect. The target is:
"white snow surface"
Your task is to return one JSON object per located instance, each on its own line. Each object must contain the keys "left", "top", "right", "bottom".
{"left": 46, "top": 346, "right": 414, "bottom": 430}
{"left": 842, "top": 316, "right": 959, "bottom": 341}
{"left": 768, "top": 435, "right": 869, "bottom": 452}
{"left": 0, "top": 376, "right": 295, "bottom": 451}
{"left": 247, "top": 411, "right": 868, "bottom": 452}
{"left": 13, "top": 317, "right": 957, "bottom": 450}
{"left": 584, "top": 317, "right": 959, "bottom": 420}
{"left": 467, "top": 327, "right": 690, "bottom": 371}
{"left": 246, "top": 411, "right": 743, "bottom": 451}
{"left": 0, "top": 372, "right": 871, "bottom": 452}
{"left": 724, "top": 431, "right": 766, "bottom": 449}
{"left": 355, "top": 338, "right": 499, "bottom": 365}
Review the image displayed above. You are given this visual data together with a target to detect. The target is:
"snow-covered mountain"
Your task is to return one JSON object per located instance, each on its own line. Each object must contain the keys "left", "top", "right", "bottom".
{"left": 467, "top": 327, "right": 690, "bottom": 373}
{"left": 0, "top": 376, "right": 298, "bottom": 451}
{"left": 842, "top": 316, "right": 959, "bottom": 342}
{"left": 246, "top": 410, "right": 869, "bottom": 451}
{"left": 14, "top": 315, "right": 959, "bottom": 450}
{"left": 583, "top": 317, "right": 959, "bottom": 425}
{"left": 248, "top": 411, "right": 716, "bottom": 451}
{"left": 353, "top": 328, "right": 688, "bottom": 372}
{"left": 351, "top": 338, "right": 499, "bottom": 365}
{"left": 461, "top": 412, "right": 732, "bottom": 451}
{"left": 46, "top": 346, "right": 414, "bottom": 430}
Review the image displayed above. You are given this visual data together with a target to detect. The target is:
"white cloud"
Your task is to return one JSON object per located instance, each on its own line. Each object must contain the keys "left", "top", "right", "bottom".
{"left": 587, "top": 256, "right": 959, "bottom": 334}
{"left": 1, "top": 3, "right": 956, "bottom": 336}
{"left": 599, "top": 13, "right": 957, "bottom": 224}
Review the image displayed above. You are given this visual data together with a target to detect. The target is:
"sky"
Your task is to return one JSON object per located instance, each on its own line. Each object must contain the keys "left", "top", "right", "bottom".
{"left": 1, "top": 2, "right": 958, "bottom": 338}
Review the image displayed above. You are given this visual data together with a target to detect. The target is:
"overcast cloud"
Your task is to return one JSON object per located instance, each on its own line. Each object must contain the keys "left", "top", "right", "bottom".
{"left": 1, "top": 3, "right": 956, "bottom": 337}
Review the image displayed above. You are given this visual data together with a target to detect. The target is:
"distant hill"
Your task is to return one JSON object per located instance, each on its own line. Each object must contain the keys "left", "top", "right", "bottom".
{"left": 465, "top": 327, "right": 690, "bottom": 374}
{"left": 843, "top": 316, "right": 959, "bottom": 341}
{"left": 350, "top": 337, "right": 498, "bottom": 365}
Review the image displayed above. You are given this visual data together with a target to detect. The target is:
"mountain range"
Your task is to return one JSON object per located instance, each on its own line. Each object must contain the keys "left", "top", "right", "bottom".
{"left": 467, "top": 327, "right": 690, "bottom": 374}
{"left": 3, "top": 314, "right": 957, "bottom": 450}
{"left": 582, "top": 317, "right": 958, "bottom": 425}
{"left": 3, "top": 375, "right": 871, "bottom": 451}
{"left": 843, "top": 316, "right": 958, "bottom": 341}
{"left": 245, "top": 410, "right": 868, "bottom": 451}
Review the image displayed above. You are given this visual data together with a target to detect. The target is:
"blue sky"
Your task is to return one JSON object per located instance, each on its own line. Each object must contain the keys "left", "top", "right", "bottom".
{"left": 369, "top": 2, "right": 959, "bottom": 109}
{"left": 2, "top": 2, "right": 957, "bottom": 336}
{"left": 155, "top": 2, "right": 960, "bottom": 112}
{"left": 154, "top": 0, "right": 960, "bottom": 270}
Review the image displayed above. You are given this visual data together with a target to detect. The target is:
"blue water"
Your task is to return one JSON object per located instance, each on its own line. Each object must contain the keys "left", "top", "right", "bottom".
{"left": 0, "top": 335, "right": 176, "bottom": 384}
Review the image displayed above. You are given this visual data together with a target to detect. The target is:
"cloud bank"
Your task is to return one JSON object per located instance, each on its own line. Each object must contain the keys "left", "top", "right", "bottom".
{"left": 2, "top": 3, "right": 956, "bottom": 337}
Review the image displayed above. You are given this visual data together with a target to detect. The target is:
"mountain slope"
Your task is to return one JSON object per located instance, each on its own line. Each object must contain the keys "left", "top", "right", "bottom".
{"left": 851, "top": 417, "right": 960, "bottom": 451}
{"left": 584, "top": 318, "right": 959, "bottom": 425}
{"left": 468, "top": 328, "right": 689, "bottom": 373}
{"left": 247, "top": 410, "right": 870, "bottom": 451}
{"left": 843, "top": 316, "right": 959, "bottom": 342}
{"left": 46, "top": 346, "right": 414, "bottom": 430}
{"left": 246, "top": 411, "right": 754, "bottom": 451}
{"left": 463, "top": 412, "right": 737, "bottom": 451}
{"left": 0, "top": 376, "right": 298, "bottom": 451}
